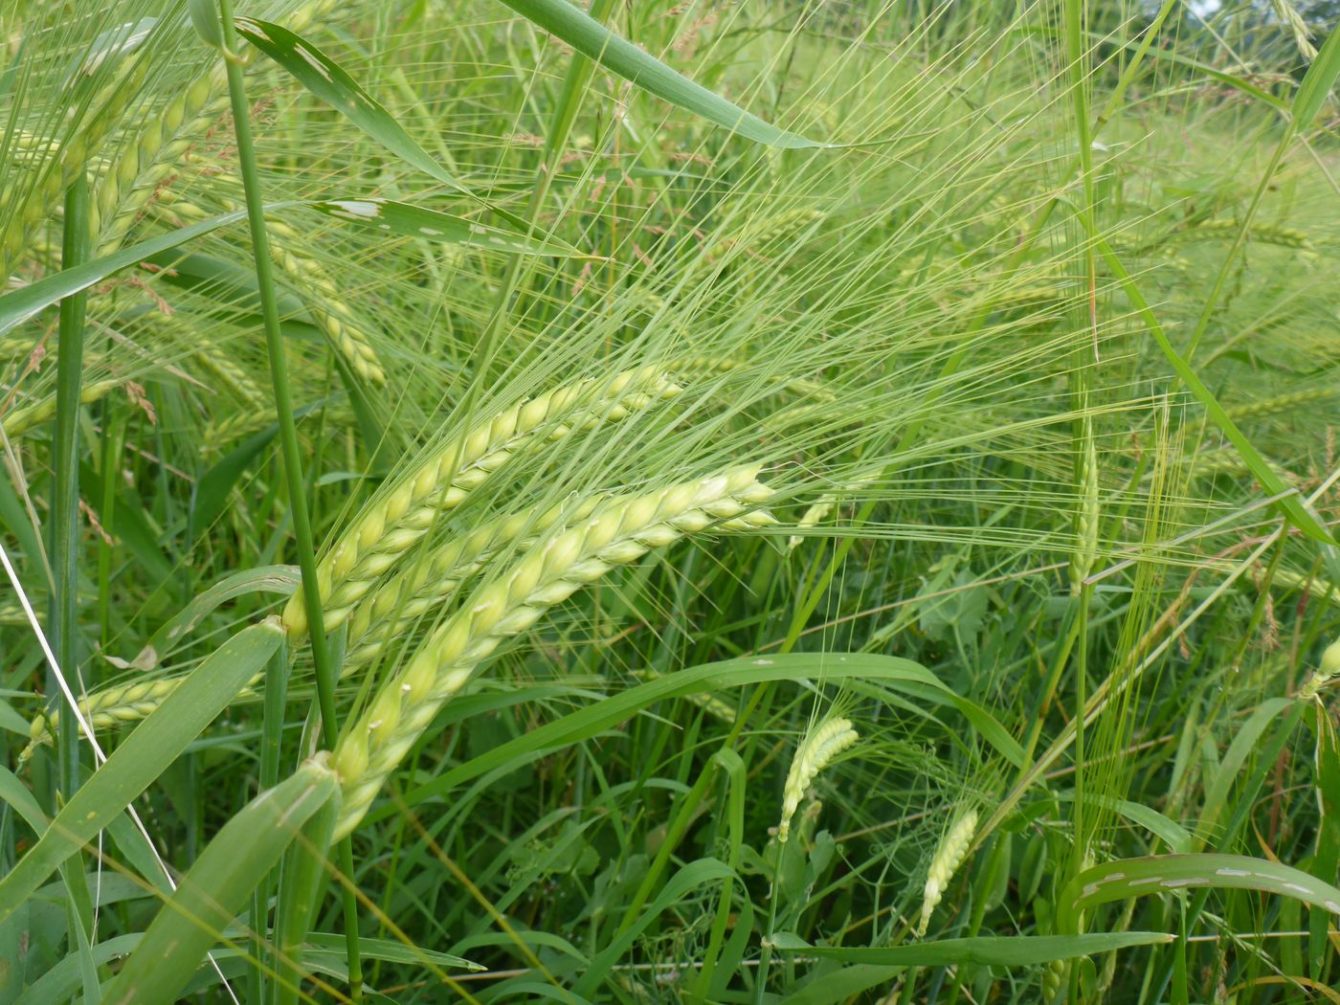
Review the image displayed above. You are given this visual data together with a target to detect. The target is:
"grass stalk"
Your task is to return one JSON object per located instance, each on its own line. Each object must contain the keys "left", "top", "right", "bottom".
{"left": 49, "top": 174, "right": 90, "bottom": 800}
{"left": 213, "top": 1, "right": 362, "bottom": 996}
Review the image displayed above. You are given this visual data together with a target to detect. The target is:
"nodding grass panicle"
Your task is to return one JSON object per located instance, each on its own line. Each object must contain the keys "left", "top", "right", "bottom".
{"left": 777, "top": 716, "right": 859, "bottom": 843}
{"left": 282, "top": 366, "right": 683, "bottom": 640}
{"left": 917, "top": 807, "right": 978, "bottom": 936}
{"left": 330, "top": 465, "right": 777, "bottom": 838}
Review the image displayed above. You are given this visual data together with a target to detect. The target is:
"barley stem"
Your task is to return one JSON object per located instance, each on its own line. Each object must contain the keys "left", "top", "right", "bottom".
{"left": 214, "top": 0, "right": 361, "bottom": 995}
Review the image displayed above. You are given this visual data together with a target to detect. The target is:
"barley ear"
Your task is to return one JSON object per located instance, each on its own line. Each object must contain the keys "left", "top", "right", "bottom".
{"left": 916, "top": 808, "right": 978, "bottom": 936}
{"left": 777, "top": 716, "right": 859, "bottom": 843}
{"left": 330, "top": 466, "right": 776, "bottom": 838}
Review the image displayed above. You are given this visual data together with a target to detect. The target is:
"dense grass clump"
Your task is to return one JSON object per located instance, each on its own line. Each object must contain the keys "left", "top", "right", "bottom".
{"left": 1, "top": 0, "right": 1338, "bottom": 1001}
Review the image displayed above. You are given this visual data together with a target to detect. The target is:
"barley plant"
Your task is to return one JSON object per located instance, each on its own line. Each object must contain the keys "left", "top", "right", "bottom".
{"left": 1, "top": 0, "right": 1339, "bottom": 1002}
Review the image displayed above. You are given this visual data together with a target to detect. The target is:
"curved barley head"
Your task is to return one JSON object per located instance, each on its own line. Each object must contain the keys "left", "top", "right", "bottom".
{"left": 777, "top": 716, "right": 859, "bottom": 843}
{"left": 281, "top": 366, "right": 682, "bottom": 640}
{"left": 330, "top": 465, "right": 777, "bottom": 839}
{"left": 916, "top": 808, "right": 978, "bottom": 936}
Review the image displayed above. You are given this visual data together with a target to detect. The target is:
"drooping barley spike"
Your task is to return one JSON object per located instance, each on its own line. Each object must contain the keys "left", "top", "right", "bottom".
{"left": 1, "top": 379, "right": 125, "bottom": 438}
{"left": 93, "top": 0, "right": 343, "bottom": 254}
{"left": 282, "top": 366, "right": 683, "bottom": 639}
{"left": 1181, "top": 218, "right": 1314, "bottom": 250}
{"left": 777, "top": 716, "right": 859, "bottom": 843}
{"left": 330, "top": 465, "right": 777, "bottom": 838}
{"left": 342, "top": 494, "right": 605, "bottom": 672}
{"left": 192, "top": 343, "right": 266, "bottom": 407}
{"left": 146, "top": 311, "right": 266, "bottom": 406}
{"left": 1, "top": 58, "right": 148, "bottom": 279}
{"left": 1223, "top": 387, "right": 1338, "bottom": 422}
{"left": 21, "top": 675, "right": 228, "bottom": 761}
{"left": 1071, "top": 417, "right": 1099, "bottom": 595}
{"left": 264, "top": 217, "right": 386, "bottom": 385}
{"left": 916, "top": 808, "right": 978, "bottom": 935}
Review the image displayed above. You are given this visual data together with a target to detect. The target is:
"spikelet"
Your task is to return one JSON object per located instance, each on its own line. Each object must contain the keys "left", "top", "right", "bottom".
{"left": 282, "top": 366, "right": 682, "bottom": 640}
{"left": 1, "top": 379, "right": 125, "bottom": 438}
{"left": 777, "top": 716, "right": 859, "bottom": 843}
{"left": 330, "top": 465, "right": 777, "bottom": 838}
{"left": 916, "top": 808, "right": 978, "bottom": 935}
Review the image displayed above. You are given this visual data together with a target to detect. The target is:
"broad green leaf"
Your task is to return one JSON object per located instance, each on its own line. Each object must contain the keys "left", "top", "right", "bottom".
{"left": 1061, "top": 853, "right": 1340, "bottom": 931}
{"left": 305, "top": 199, "right": 585, "bottom": 257}
{"left": 0, "top": 622, "right": 284, "bottom": 925}
{"left": 233, "top": 18, "right": 462, "bottom": 191}
{"left": 497, "top": 0, "right": 820, "bottom": 149}
{"left": 0, "top": 210, "right": 250, "bottom": 337}
{"left": 1293, "top": 19, "right": 1340, "bottom": 129}
{"left": 14, "top": 934, "right": 141, "bottom": 1005}
{"left": 391, "top": 653, "right": 1016, "bottom": 819}
{"left": 103, "top": 757, "right": 338, "bottom": 1005}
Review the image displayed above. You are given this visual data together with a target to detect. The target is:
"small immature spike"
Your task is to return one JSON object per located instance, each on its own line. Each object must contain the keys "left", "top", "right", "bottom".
{"left": 777, "top": 716, "right": 859, "bottom": 843}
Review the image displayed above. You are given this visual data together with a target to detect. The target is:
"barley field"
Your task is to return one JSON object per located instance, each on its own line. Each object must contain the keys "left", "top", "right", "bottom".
{"left": 1, "top": 1, "right": 1338, "bottom": 1002}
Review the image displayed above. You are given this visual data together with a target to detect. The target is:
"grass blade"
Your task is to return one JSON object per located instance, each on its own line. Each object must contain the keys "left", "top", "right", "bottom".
{"left": 0, "top": 621, "right": 284, "bottom": 923}
{"left": 497, "top": 0, "right": 820, "bottom": 148}
{"left": 102, "top": 756, "right": 339, "bottom": 1005}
